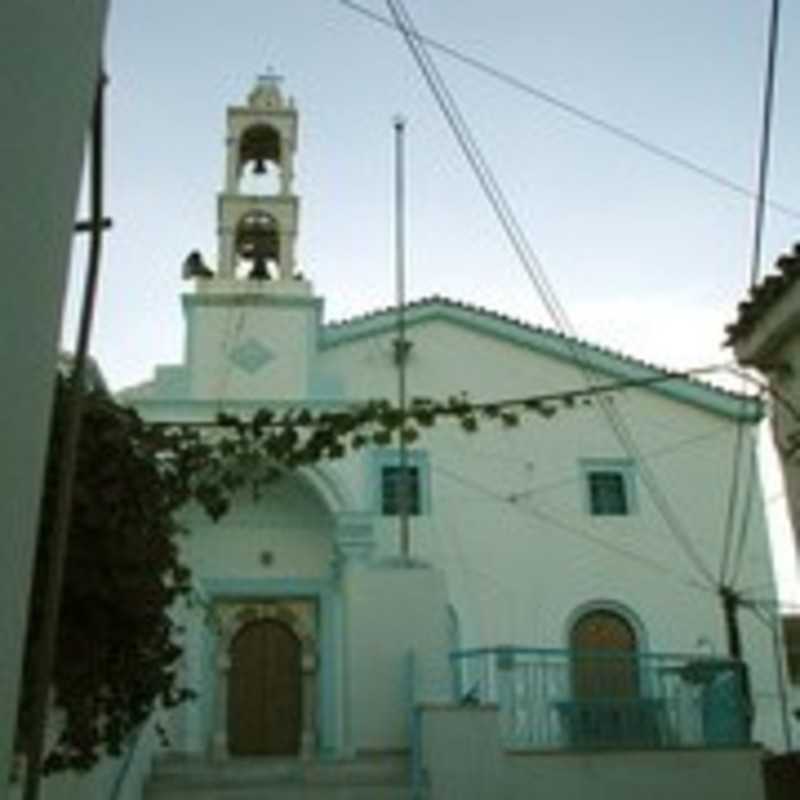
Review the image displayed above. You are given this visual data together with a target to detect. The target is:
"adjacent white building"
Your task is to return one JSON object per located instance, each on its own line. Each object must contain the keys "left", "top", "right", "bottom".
{"left": 0, "top": 6, "right": 109, "bottom": 799}
{"left": 118, "top": 76, "right": 788, "bottom": 798}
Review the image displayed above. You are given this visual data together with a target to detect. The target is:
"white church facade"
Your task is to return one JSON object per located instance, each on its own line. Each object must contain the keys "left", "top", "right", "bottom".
{"left": 120, "top": 76, "right": 790, "bottom": 795}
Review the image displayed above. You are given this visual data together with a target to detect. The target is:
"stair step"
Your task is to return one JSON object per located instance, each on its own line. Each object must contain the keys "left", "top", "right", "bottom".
{"left": 146, "top": 787, "right": 411, "bottom": 800}
{"left": 145, "top": 755, "right": 413, "bottom": 799}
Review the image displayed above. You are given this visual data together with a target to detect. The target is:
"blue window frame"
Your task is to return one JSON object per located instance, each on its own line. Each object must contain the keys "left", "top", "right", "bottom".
{"left": 580, "top": 459, "right": 637, "bottom": 516}
{"left": 370, "top": 449, "right": 431, "bottom": 516}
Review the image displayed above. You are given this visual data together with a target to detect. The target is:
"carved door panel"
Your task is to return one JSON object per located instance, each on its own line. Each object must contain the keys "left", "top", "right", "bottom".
{"left": 228, "top": 619, "right": 301, "bottom": 755}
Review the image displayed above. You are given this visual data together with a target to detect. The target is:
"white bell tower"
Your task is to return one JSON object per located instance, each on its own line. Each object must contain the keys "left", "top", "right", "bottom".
{"left": 181, "top": 72, "right": 321, "bottom": 402}
{"left": 218, "top": 69, "right": 300, "bottom": 281}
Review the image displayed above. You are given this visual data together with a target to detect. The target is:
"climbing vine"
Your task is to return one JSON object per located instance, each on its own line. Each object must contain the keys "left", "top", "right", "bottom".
{"left": 18, "top": 378, "right": 209, "bottom": 774}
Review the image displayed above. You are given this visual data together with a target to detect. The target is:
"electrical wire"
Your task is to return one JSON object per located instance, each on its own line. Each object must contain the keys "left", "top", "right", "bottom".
{"left": 433, "top": 461, "right": 715, "bottom": 596}
{"left": 337, "top": 0, "right": 800, "bottom": 221}
{"left": 153, "top": 359, "right": 739, "bottom": 428}
{"left": 741, "top": 599, "right": 795, "bottom": 750}
{"left": 385, "top": 0, "right": 720, "bottom": 588}
{"left": 719, "top": 421, "right": 747, "bottom": 585}
{"left": 730, "top": 433, "right": 760, "bottom": 587}
{"left": 718, "top": 0, "right": 782, "bottom": 591}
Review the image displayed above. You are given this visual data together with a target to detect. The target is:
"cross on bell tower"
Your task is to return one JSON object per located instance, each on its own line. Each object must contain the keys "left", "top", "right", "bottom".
{"left": 217, "top": 70, "right": 300, "bottom": 282}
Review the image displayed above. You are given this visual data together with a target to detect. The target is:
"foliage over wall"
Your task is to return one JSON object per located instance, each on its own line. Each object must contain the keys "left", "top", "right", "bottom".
{"left": 18, "top": 378, "right": 207, "bottom": 774}
{"left": 18, "top": 369, "right": 620, "bottom": 774}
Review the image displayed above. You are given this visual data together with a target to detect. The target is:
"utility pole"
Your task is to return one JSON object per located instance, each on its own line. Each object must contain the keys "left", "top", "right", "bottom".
{"left": 720, "top": 585, "right": 743, "bottom": 660}
{"left": 720, "top": 585, "right": 754, "bottom": 735}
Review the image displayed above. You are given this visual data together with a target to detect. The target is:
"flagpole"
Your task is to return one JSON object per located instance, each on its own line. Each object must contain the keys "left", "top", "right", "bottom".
{"left": 393, "top": 115, "right": 411, "bottom": 564}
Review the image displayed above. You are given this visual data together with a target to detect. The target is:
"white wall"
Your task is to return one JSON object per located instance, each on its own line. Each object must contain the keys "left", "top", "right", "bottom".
{"left": 346, "top": 566, "right": 450, "bottom": 751}
{"left": 0, "top": 4, "right": 109, "bottom": 796}
{"left": 321, "top": 317, "right": 784, "bottom": 746}
{"left": 421, "top": 705, "right": 766, "bottom": 800}
{"left": 184, "top": 479, "right": 334, "bottom": 581}
{"left": 131, "top": 298, "right": 785, "bottom": 751}
{"left": 8, "top": 719, "right": 160, "bottom": 800}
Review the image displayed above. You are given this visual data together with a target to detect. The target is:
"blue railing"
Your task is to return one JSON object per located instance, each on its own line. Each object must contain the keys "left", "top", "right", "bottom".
{"left": 108, "top": 717, "right": 152, "bottom": 800}
{"left": 406, "top": 650, "right": 426, "bottom": 799}
{"left": 450, "top": 647, "right": 750, "bottom": 751}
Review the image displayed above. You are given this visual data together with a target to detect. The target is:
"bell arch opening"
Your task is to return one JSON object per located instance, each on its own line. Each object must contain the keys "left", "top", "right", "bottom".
{"left": 234, "top": 209, "right": 280, "bottom": 280}
{"left": 238, "top": 123, "right": 282, "bottom": 195}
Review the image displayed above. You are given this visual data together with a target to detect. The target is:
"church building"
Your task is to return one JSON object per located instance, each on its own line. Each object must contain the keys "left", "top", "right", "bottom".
{"left": 122, "top": 75, "right": 790, "bottom": 797}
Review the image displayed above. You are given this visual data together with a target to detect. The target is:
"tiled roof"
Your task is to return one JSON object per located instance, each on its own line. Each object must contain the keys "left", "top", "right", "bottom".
{"left": 324, "top": 294, "right": 748, "bottom": 406}
{"left": 726, "top": 242, "right": 800, "bottom": 344}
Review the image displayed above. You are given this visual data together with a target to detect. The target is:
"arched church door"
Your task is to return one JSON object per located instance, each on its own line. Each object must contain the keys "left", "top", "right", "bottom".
{"left": 571, "top": 609, "right": 638, "bottom": 700}
{"left": 566, "top": 609, "right": 659, "bottom": 747}
{"left": 228, "top": 619, "right": 302, "bottom": 755}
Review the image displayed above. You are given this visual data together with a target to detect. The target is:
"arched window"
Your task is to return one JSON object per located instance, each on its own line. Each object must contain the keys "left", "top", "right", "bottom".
{"left": 570, "top": 608, "right": 638, "bottom": 700}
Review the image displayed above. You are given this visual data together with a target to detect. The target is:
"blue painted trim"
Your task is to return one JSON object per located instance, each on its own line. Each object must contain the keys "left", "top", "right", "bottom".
{"left": 368, "top": 448, "right": 432, "bottom": 516}
{"left": 320, "top": 300, "right": 761, "bottom": 422}
{"left": 201, "top": 576, "right": 340, "bottom": 754}
{"left": 579, "top": 458, "right": 638, "bottom": 516}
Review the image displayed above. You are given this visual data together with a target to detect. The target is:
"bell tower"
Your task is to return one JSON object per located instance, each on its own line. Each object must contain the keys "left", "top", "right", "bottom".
{"left": 181, "top": 72, "right": 321, "bottom": 402}
{"left": 218, "top": 70, "right": 299, "bottom": 281}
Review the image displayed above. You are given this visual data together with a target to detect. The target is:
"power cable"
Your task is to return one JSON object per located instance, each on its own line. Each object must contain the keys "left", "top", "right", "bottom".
{"left": 719, "top": 0, "right": 782, "bottom": 591}
{"left": 436, "top": 409, "right": 733, "bottom": 504}
{"left": 385, "top": 0, "right": 719, "bottom": 588}
{"left": 161, "top": 360, "right": 737, "bottom": 428}
{"left": 742, "top": 599, "right": 795, "bottom": 750}
{"left": 719, "top": 421, "right": 747, "bottom": 585}
{"left": 338, "top": 0, "right": 800, "bottom": 220}
{"left": 433, "top": 461, "right": 715, "bottom": 596}
{"left": 730, "top": 433, "right": 760, "bottom": 587}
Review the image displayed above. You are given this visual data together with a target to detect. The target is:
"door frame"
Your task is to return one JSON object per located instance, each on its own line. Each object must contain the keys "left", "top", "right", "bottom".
{"left": 202, "top": 577, "right": 341, "bottom": 758}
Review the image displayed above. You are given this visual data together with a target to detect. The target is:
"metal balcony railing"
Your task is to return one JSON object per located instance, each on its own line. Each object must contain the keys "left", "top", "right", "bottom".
{"left": 450, "top": 647, "right": 750, "bottom": 751}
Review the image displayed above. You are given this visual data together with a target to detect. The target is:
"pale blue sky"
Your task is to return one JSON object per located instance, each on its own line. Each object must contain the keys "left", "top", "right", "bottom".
{"left": 61, "top": 1, "right": 799, "bottom": 598}
{"left": 64, "top": 0, "right": 800, "bottom": 388}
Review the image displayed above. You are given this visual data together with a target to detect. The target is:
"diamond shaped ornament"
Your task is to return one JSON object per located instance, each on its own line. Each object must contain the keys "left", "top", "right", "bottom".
{"left": 229, "top": 338, "right": 274, "bottom": 374}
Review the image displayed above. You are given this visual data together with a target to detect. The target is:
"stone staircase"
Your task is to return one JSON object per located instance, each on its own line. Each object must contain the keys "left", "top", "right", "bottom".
{"left": 144, "top": 754, "right": 414, "bottom": 799}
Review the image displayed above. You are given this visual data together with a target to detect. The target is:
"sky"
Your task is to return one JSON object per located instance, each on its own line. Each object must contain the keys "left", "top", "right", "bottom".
{"left": 61, "top": 1, "right": 799, "bottom": 602}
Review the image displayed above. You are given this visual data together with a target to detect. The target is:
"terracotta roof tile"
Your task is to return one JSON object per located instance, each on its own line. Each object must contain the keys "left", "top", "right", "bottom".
{"left": 726, "top": 242, "right": 800, "bottom": 344}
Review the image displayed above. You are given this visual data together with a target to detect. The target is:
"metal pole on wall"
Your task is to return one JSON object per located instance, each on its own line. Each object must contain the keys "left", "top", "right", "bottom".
{"left": 23, "top": 71, "right": 110, "bottom": 800}
{"left": 393, "top": 115, "right": 412, "bottom": 564}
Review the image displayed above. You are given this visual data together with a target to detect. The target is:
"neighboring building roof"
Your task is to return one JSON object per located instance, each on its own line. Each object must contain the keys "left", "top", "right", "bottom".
{"left": 726, "top": 242, "right": 800, "bottom": 345}
{"left": 323, "top": 295, "right": 761, "bottom": 422}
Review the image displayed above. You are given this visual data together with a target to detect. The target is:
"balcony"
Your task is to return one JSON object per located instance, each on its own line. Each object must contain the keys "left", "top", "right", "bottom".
{"left": 449, "top": 647, "right": 750, "bottom": 750}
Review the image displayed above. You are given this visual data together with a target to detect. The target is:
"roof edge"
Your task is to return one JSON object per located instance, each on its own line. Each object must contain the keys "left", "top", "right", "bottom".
{"left": 322, "top": 297, "right": 762, "bottom": 423}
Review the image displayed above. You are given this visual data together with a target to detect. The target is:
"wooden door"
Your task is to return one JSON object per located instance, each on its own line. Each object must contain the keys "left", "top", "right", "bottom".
{"left": 571, "top": 610, "right": 638, "bottom": 700}
{"left": 228, "top": 619, "right": 302, "bottom": 755}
